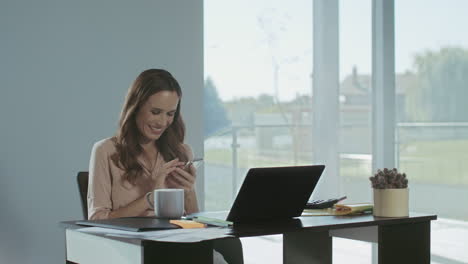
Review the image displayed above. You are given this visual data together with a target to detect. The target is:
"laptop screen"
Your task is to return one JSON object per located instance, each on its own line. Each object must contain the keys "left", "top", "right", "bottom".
{"left": 226, "top": 165, "right": 325, "bottom": 223}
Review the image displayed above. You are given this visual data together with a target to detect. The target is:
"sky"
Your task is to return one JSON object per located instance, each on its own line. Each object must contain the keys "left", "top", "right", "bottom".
{"left": 204, "top": 0, "right": 468, "bottom": 101}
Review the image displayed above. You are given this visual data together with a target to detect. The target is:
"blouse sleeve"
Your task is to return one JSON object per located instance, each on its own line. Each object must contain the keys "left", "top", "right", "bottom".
{"left": 87, "top": 141, "right": 113, "bottom": 220}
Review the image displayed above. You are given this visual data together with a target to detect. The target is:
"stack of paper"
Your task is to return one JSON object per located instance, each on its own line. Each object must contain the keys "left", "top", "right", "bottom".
{"left": 78, "top": 226, "right": 233, "bottom": 243}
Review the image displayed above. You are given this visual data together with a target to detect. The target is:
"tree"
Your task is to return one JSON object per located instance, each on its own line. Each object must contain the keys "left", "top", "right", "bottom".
{"left": 204, "top": 77, "right": 231, "bottom": 138}
{"left": 406, "top": 47, "right": 468, "bottom": 121}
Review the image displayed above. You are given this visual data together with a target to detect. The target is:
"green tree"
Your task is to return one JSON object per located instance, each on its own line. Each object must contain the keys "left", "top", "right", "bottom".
{"left": 406, "top": 47, "right": 468, "bottom": 121}
{"left": 204, "top": 77, "right": 231, "bottom": 138}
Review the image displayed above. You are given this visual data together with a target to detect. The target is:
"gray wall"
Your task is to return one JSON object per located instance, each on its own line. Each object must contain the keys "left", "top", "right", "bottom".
{"left": 0, "top": 1, "right": 203, "bottom": 263}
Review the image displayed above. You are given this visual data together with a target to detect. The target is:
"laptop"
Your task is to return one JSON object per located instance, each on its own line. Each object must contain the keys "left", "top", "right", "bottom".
{"left": 197, "top": 165, "right": 325, "bottom": 224}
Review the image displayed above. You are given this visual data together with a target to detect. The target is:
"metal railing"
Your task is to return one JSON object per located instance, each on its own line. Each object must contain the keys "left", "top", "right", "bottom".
{"left": 205, "top": 122, "right": 468, "bottom": 199}
{"left": 206, "top": 124, "right": 313, "bottom": 198}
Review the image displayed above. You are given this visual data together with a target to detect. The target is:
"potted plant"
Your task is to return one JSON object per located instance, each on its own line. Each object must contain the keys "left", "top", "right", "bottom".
{"left": 369, "top": 168, "right": 409, "bottom": 217}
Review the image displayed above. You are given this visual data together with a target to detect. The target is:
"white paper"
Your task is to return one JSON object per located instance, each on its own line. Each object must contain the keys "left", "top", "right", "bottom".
{"left": 77, "top": 226, "right": 233, "bottom": 243}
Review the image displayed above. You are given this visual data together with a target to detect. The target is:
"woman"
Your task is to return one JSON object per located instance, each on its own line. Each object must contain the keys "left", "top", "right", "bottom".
{"left": 88, "top": 69, "right": 198, "bottom": 220}
{"left": 87, "top": 69, "right": 241, "bottom": 263}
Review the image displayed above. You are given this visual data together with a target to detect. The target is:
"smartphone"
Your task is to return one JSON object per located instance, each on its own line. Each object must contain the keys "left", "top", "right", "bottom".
{"left": 184, "top": 158, "right": 203, "bottom": 170}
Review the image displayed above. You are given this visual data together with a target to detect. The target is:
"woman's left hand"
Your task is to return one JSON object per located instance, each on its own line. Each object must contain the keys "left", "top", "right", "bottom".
{"left": 166, "top": 165, "right": 196, "bottom": 191}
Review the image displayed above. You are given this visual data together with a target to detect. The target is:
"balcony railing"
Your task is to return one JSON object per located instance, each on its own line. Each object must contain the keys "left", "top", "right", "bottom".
{"left": 204, "top": 122, "right": 468, "bottom": 216}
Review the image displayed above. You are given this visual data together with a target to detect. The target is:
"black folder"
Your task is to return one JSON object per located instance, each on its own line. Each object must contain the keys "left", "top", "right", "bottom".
{"left": 76, "top": 217, "right": 180, "bottom": 232}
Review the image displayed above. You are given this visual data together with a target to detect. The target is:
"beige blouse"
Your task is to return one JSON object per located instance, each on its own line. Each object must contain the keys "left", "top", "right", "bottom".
{"left": 87, "top": 137, "right": 193, "bottom": 220}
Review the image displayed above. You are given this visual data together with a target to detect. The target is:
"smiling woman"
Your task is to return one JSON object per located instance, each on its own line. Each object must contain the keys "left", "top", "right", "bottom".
{"left": 87, "top": 69, "right": 198, "bottom": 221}
{"left": 87, "top": 69, "right": 233, "bottom": 263}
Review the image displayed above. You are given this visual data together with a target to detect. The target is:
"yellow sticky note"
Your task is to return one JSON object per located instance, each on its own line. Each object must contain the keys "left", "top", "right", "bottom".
{"left": 170, "top": 220, "right": 206, "bottom": 229}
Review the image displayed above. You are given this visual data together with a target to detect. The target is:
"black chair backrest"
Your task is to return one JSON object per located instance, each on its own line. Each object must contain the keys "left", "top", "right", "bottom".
{"left": 77, "top": 171, "right": 89, "bottom": 220}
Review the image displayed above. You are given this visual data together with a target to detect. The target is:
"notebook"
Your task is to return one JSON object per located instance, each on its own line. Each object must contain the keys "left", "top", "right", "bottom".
{"left": 192, "top": 165, "right": 325, "bottom": 224}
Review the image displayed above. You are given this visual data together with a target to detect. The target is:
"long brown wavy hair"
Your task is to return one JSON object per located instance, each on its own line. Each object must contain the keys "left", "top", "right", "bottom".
{"left": 111, "top": 69, "right": 188, "bottom": 185}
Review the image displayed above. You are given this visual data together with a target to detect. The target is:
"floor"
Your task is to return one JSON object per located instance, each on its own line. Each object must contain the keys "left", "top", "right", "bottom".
{"left": 240, "top": 217, "right": 468, "bottom": 264}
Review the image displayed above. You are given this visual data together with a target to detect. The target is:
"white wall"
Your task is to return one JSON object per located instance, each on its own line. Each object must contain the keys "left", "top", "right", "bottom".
{"left": 0, "top": 1, "right": 203, "bottom": 263}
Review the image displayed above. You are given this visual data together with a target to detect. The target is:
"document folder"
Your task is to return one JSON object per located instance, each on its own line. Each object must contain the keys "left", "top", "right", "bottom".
{"left": 76, "top": 217, "right": 179, "bottom": 232}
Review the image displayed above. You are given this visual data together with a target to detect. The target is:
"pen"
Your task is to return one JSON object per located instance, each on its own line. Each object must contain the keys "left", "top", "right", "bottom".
{"left": 337, "top": 196, "right": 347, "bottom": 202}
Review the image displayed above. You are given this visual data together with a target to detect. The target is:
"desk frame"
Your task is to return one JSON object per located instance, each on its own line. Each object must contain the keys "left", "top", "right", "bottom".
{"left": 284, "top": 221, "right": 430, "bottom": 264}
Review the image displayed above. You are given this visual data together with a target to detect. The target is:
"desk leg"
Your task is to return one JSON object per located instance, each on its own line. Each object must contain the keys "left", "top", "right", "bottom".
{"left": 143, "top": 240, "right": 214, "bottom": 264}
{"left": 378, "top": 221, "right": 430, "bottom": 264}
{"left": 283, "top": 230, "right": 332, "bottom": 264}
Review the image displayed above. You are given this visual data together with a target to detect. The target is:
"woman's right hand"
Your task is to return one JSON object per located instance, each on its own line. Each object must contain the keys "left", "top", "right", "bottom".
{"left": 154, "top": 158, "right": 185, "bottom": 188}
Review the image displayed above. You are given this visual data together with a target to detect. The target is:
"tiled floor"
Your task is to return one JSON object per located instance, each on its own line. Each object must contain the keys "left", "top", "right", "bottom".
{"left": 240, "top": 217, "right": 468, "bottom": 264}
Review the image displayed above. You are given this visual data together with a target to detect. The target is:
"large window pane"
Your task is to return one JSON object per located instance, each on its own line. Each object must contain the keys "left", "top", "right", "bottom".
{"left": 396, "top": 0, "right": 468, "bottom": 219}
{"left": 396, "top": 0, "right": 468, "bottom": 263}
{"left": 336, "top": 1, "right": 373, "bottom": 263}
{"left": 204, "top": 0, "right": 313, "bottom": 211}
{"left": 339, "top": 0, "right": 372, "bottom": 204}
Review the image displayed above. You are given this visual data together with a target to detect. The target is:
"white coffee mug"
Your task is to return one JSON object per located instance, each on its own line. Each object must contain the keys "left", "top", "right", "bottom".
{"left": 153, "top": 189, "right": 184, "bottom": 219}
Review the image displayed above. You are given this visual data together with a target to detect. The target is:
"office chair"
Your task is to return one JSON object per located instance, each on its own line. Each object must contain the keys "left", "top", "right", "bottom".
{"left": 77, "top": 171, "right": 89, "bottom": 220}
{"left": 76, "top": 171, "right": 243, "bottom": 264}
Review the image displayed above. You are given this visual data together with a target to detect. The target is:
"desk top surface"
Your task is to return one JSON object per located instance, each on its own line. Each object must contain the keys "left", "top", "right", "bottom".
{"left": 231, "top": 212, "right": 436, "bottom": 237}
{"left": 63, "top": 212, "right": 436, "bottom": 243}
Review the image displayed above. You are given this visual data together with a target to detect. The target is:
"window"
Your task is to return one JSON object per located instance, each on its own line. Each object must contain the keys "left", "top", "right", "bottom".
{"left": 205, "top": 0, "right": 468, "bottom": 263}
{"left": 339, "top": 0, "right": 372, "bottom": 204}
{"left": 204, "top": 0, "right": 313, "bottom": 211}
{"left": 396, "top": 0, "right": 468, "bottom": 262}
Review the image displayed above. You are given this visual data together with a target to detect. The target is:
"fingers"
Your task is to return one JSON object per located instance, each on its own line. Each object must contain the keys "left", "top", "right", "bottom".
{"left": 168, "top": 168, "right": 195, "bottom": 189}
{"left": 164, "top": 166, "right": 178, "bottom": 176}
{"left": 174, "top": 167, "right": 196, "bottom": 183}
{"left": 155, "top": 159, "right": 184, "bottom": 185}
{"left": 165, "top": 176, "right": 182, "bottom": 189}
{"left": 159, "top": 159, "right": 194, "bottom": 187}
{"left": 161, "top": 159, "right": 185, "bottom": 175}
{"left": 188, "top": 163, "right": 197, "bottom": 175}
{"left": 165, "top": 177, "right": 177, "bottom": 188}
{"left": 166, "top": 175, "right": 187, "bottom": 189}
{"left": 169, "top": 177, "right": 191, "bottom": 190}
{"left": 163, "top": 158, "right": 185, "bottom": 169}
